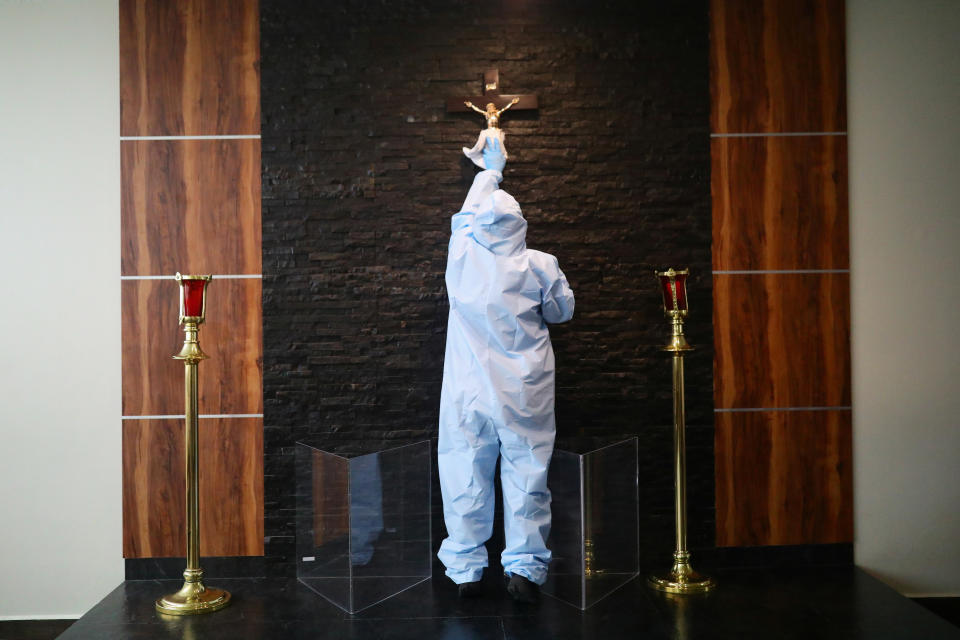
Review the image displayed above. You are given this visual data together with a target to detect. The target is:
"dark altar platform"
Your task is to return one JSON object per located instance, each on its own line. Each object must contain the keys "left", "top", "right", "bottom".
{"left": 57, "top": 566, "right": 960, "bottom": 639}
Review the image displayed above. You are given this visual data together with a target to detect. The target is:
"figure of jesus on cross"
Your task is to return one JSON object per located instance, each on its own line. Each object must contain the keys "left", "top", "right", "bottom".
{"left": 464, "top": 97, "right": 519, "bottom": 129}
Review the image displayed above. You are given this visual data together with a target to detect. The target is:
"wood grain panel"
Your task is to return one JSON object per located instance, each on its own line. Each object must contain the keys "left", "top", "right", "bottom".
{"left": 710, "top": 0, "right": 846, "bottom": 133}
{"left": 122, "top": 419, "right": 182, "bottom": 557}
{"left": 121, "top": 139, "right": 262, "bottom": 276}
{"left": 201, "top": 418, "right": 264, "bottom": 556}
{"left": 715, "top": 410, "right": 852, "bottom": 546}
{"left": 713, "top": 273, "right": 849, "bottom": 408}
{"left": 123, "top": 417, "right": 264, "bottom": 557}
{"left": 712, "top": 135, "right": 848, "bottom": 270}
{"left": 119, "top": 0, "right": 260, "bottom": 136}
{"left": 122, "top": 278, "right": 263, "bottom": 416}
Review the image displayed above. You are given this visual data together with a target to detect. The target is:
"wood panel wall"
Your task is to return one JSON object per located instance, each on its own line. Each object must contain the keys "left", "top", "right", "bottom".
{"left": 119, "top": 0, "right": 263, "bottom": 558}
{"left": 710, "top": 0, "right": 853, "bottom": 547}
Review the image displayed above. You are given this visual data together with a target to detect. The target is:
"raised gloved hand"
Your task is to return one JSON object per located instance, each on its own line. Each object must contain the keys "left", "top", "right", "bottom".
{"left": 482, "top": 137, "right": 506, "bottom": 173}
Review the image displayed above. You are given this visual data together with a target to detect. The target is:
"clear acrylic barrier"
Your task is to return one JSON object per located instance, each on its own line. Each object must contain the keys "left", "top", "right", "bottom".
{"left": 296, "top": 440, "right": 432, "bottom": 614}
{"left": 543, "top": 437, "right": 639, "bottom": 610}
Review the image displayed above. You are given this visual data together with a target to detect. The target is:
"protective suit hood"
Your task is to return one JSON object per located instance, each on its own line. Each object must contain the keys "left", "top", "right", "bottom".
{"left": 472, "top": 190, "right": 527, "bottom": 256}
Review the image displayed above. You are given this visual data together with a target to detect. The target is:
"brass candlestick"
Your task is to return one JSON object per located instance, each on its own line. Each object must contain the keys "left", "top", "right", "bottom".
{"left": 156, "top": 274, "right": 231, "bottom": 615}
{"left": 648, "top": 268, "right": 714, "bottom": 595}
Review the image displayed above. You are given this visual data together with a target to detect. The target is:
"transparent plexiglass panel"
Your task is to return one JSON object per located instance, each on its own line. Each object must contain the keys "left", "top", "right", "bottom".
{"left": 542, "top": 437, "right": 639, "bottom": 609}
{"left": 296, "top": 440, "right": 432, "bottom": 613}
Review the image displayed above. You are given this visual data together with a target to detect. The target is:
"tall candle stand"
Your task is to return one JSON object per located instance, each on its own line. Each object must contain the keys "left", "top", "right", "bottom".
{"left": 648, "top": 268, "right": 714, "bottom": 595}
{"left": 156, "top": 273, "right": 231, "bottom": 615}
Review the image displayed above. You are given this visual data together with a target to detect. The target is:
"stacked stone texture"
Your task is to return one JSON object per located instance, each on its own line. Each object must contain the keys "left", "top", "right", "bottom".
{"left": 262, "top": 0, "right": 712, "bottom": 576}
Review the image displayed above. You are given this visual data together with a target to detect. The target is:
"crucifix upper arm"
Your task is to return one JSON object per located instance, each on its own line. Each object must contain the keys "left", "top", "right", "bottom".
{"left": 496, "top": 98, "right": 520, "bottom": 117}
{"left": 464, "top": 101, "right": 486, "bottom": 115}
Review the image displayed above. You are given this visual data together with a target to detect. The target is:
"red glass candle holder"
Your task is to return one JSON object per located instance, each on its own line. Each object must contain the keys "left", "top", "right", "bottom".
{"left": 175, "top": 273, "right": 212, "bottom": 324}
{"left": 656, "top": 268, "right": 689, "bottom": 314}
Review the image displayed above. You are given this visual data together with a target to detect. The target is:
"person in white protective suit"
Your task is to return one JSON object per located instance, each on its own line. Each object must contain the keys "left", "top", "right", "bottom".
{"left": 437, "top": 138, "right": 575, "bottom": 603}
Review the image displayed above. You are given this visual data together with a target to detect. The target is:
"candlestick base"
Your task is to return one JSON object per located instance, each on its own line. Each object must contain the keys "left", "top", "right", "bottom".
{"left": 155, "top": 580, "right": 231, "bottom": 616}
{"left": 648, "top": 554, "right": 714, "bottom": 594}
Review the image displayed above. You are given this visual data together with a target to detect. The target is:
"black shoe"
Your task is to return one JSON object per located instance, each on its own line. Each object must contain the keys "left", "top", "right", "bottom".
{"left": 458, "top": 580, "right": 483, "bottom": 598}
{"left": 505, "top": 573, "right": 539, "bottom": 603}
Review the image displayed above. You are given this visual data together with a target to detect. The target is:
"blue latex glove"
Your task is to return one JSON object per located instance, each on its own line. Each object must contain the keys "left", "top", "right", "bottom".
{"left": 482, "top": 137, "right": 506, "bottom": 173}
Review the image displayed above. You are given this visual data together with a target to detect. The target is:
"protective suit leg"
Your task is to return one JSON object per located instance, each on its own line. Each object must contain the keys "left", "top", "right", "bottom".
{"left": 437, "top": 413, "right": 501, "bottom": 584}
{"left": 498, "top": 423, "right": 554, "bottom": 585}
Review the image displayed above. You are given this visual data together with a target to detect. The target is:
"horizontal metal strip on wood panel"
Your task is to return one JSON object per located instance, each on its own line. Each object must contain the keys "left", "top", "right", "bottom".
{"left": 715, "top": 407, "right": 851, "bottom": 413}
{"left": 121, "top": 135, "right": 261, "bottom": 140}
{"left": 121, "top": 275, "right": 262, "bottom": 280}
{"left": 122, "top": 414, "right": 264, "bottom": 420}
{"left": 711, "top": 132, "right": 846, "bottom": 138}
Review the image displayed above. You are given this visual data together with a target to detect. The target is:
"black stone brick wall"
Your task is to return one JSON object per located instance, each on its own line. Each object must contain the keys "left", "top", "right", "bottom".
{"left": 262, "top": 0, "right": 712, "bottom": 577}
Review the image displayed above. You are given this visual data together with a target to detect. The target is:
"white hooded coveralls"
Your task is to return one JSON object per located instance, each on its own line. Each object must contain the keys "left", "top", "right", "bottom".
{"left": 437, "top": 168, "right": 575, "bottom": 585}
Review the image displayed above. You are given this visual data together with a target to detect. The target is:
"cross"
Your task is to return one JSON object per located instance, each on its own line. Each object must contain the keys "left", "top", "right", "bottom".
{"left": 446, "top": 69, "right": 538, "bottom": 115}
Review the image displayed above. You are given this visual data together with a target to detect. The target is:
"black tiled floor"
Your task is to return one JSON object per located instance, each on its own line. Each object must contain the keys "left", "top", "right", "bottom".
{"left": 915, "top": 598, "right": 960, "bottom": 629}
{"left": 58, "top": 568, "right": 960, "bottom": 639}
{"left": 0, "top": 619, "right": 75, "bottom": 640}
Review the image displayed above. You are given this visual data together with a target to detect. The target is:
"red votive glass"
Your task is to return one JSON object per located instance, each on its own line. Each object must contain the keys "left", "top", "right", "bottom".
{"left": 657, "top": 269, "right": 689, "bottom": 313}
{"left": 176, "top": 273, "right": 211, "bottom": 322}
{"left": 183, "top": 279, "right": 206, "bottom": 317}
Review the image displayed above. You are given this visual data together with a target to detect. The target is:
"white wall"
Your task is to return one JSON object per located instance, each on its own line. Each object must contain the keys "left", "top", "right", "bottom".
{"left": 848, "top": 0, "right": 960, "bottom": 596}
{"left": 0, "top": 0, "right": 122, "bottom": 618}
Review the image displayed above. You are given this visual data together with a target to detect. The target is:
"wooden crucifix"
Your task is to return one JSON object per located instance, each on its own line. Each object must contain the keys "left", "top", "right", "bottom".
{"left": 448, "top": 69, "right": 538, "bottom": 168}
{"left": 446, "top": 69, "right": 538, "bottom": 119}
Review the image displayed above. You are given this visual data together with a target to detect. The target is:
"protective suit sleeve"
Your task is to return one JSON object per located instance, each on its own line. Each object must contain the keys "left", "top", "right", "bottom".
{"left": 450, "top": 168, "right": 504, "bottom": 251}
{"left": 462, "top": 169, "right": 503, "bottom": 211}
{"left": 530, "top": 251, "right": 575, "bottom": 324}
